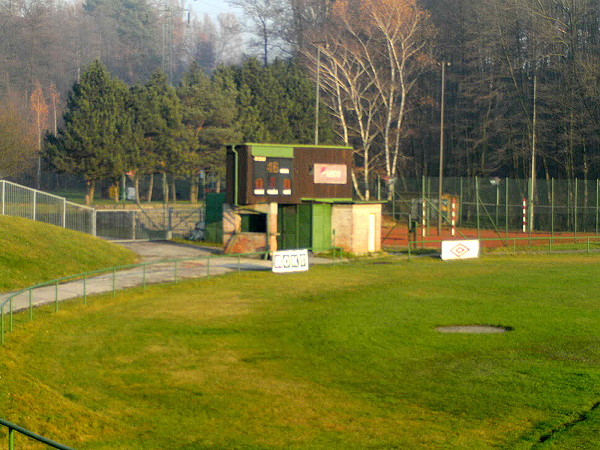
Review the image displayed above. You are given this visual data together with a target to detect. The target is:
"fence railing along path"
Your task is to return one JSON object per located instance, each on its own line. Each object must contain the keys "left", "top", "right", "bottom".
{"left": 0, "top": 243, "right": 341, "bottom": 449}
{"left": 0, "top": 247, "right": 341, "bottom": 345}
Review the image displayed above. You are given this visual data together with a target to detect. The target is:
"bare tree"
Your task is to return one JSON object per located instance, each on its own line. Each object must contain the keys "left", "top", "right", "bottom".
{"left": 227, "top": 0, "right": 287, "bottom": 65}
{"left": 30, "top": 80, "right": 49, "bottom": 188}
{"left": 305, "top": 0, "right": 434, "bottom": 199}
{"left": 304, "top": 39, "right": 381, "bottom": 200}
{"left": 48, "top": 83, "right": 60, "bottom": 134}
{"left": 188, "top": 13, "right": 243, "bottom": 71}
{"left": 0, "top": 93, "right": 37, "bottom": 179}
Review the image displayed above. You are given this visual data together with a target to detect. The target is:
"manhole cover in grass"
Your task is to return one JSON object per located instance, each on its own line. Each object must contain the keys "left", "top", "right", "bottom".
{"left": 436, "top": 325, "right": 512, "bottom": 334}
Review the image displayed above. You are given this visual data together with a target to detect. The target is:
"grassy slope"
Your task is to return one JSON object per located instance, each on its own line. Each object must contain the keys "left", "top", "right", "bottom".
{"left": 0, "top": 216, "right": 137, "bottom": 292}
{"left": 1, "top": 254, "right": 600, "bottom": 448}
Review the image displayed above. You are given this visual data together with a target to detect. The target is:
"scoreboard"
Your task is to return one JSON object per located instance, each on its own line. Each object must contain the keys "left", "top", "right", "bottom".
{"left": 252, "top": 156, "right": 293, "bottom": 197}
{"left": 226, "top": 143, "right": 353, "bottom": 205}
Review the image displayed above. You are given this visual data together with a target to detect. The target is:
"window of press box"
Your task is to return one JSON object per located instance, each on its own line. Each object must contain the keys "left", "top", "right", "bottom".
{"left": 241, "top": 213, "right": 267, "bottom": 233}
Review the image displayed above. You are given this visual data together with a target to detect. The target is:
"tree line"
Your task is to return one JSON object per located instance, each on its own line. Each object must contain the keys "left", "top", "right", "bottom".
{"left": 2, "top": 0, "right": 600, "bottom": 201}
{"left": 44, "top": 58, "right": 334, "bottom": 204}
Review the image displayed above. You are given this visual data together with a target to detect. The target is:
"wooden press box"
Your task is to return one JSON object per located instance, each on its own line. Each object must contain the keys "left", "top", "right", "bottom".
{"left": 225, "top": 143, "right": 354, "bottom": 205}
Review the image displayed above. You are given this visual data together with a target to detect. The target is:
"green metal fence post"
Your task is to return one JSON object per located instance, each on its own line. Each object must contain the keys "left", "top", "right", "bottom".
{"left": 421, "top": 175, "right": 426, "bottom": 247}
{"left": 9, "top": 300, "right": 13, "bottom": 332}
{"left": 112, "top": 270, "right": 116, "bottom": 297}
{"left": 551, "top": 178, "right": 555, "bottom": 238}
{"left": 142, "top": 265, "right": 147, "bottom": 290}
{"left": 29, "top": 290, "right": 32, "bottom": 321}
{"left": 174, "top": 261, "right": 179, "bottom": 283}
{"left": 574, "top": 178, "right": 578, "bottom": 240}
{"left": 505, "top": 178, "right": 509, "bottom": 237}
{"left": 596, "top": 178, "right": 600, "bottom": 236}
{"left": 476, "top": 177, "right": 481, "bottom": 239}
{"left": 55, "top": 282, "right": 59, "bottom": 312}
{"left": 427, "top": 176, "right": 432, "bottom": 235}
{"left": 8, "top": 427, "right": 14, "bottom": 450}
{"left": 1, "top": 307, "right": 4, "bottom": 345}
{"left": 237, "top": 255, "right": 241, "bottom": 271}
{"left": 83, "top": 276, "right": 87, "bottom": 305}
{"left": 206, "top": 255, "right": 211, "bottom": 276}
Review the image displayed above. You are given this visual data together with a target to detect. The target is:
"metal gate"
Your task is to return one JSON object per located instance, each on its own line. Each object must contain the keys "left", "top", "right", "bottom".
{"left": 95, "top": 207, "right": 204, "bottom": 240}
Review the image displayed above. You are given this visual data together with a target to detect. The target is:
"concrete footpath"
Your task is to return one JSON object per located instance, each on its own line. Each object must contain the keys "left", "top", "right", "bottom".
{"left": 0, "top": 241, "right": 334, "bottom": 314}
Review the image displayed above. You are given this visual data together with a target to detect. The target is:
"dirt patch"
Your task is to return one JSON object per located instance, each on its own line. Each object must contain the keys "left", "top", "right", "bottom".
{"left": 436, "top": 325, "right": 512, "bottom": 334}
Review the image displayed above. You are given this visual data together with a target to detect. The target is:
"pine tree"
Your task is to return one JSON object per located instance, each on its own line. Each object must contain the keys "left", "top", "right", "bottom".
{"left": 45, "top": 60, "right": 129, "bottom": 204}
{"left": 178, "top": 62, "right": 240, "bottom": 199}
{"left": 133, "top": 70, "right": 187, "bottom": 201}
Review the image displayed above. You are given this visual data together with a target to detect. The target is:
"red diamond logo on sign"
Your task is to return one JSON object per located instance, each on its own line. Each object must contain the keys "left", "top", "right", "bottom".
{"left": 450, "top": 243, "right": 470, "bottom": 258}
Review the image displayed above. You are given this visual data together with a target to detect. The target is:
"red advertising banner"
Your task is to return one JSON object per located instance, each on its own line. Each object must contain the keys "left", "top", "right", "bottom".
{"left": 314, "top": 164, "right": 347, "bottom": 184}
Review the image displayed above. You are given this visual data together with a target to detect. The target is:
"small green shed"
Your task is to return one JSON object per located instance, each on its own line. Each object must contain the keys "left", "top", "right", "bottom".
{"left": 277, "top": 202, "right": 332, "bottom": 252}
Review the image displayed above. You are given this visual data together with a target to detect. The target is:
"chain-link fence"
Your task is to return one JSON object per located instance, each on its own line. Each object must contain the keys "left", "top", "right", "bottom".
{"left": 0, "top": 180, "right": 95, "bottom": 234}
{"left": 386, "top": 176, "right": 600, "bottom": 235}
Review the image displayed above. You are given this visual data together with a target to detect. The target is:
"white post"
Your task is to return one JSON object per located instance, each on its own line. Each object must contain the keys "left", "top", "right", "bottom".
{"left": 451, "top": 198, "right": 456, "bottom": 237}
{"left": 32, "top": 190, "right": 37, "bottom": 221}
{"left": 522, "top": 198, "right": 527, "bottom": 233}
{"left": 422, "top": 198, "right": 427, "bottom": 237}
{"left": 1, "top": 181, "right": 4, "bottom": 215}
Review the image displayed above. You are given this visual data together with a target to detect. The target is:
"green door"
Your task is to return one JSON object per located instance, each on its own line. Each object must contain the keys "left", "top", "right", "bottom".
{"left": 278, "top": 204, "right": 312, "bottom": 250}
{"left": 277, "top": 203, "right": 332, "bottom": 251}
{"left": 297, "top": 204, "right": 312, "bottom": 249}
{"left": 311, "top": 204, "right": 332, "bottom": 252}
{"left": 278, "top": 205, "right": 297, "bottom": 250}
{"left": 205, "top": 192, "right": 225, "bottom": 243}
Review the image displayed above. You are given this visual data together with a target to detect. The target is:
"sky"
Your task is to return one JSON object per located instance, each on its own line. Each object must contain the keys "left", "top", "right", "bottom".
{"left": 188, "top": 0, "right": 241, "bottom": 19}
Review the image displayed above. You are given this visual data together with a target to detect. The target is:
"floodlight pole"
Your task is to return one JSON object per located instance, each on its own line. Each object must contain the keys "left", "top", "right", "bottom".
{"left": 438, "top": 62, "right": 449, "bottom": 235}
{"left": 313, "top": 42, "right": 326, "bottom": 145}
{"left": 529, "top": 73, "right": 537, "bottom": 232}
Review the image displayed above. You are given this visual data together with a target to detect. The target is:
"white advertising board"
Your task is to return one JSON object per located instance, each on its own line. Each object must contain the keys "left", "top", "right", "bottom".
{"left": 272, "top": 249, "right": 309, "bottom": 273}
{"left": 441, "top": 240, "right": 480, "bottom": 261}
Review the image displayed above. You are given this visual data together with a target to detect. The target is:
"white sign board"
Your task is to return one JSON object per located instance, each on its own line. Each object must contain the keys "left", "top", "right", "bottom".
{"left": 272, "top": 249, "right": 309, "bottom": 273}
{"left": 441, "top": 240, "right": 480, "bottom": 261}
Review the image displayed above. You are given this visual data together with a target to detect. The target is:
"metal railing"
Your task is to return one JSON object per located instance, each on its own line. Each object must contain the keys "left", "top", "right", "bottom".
{"left": 0, "top": 247, "right": 342, "bottom": 447}
{"left": 0, "top": 418, "right": 75, "bottom": 450}
{"left": 0, "top": 180, "right": 95, "bottom": 235}
{"left": 0, "top": 248, "right": 343, "bottom": 346}
{"left": 0, "top": 180, "right": 204, "bottom": 240}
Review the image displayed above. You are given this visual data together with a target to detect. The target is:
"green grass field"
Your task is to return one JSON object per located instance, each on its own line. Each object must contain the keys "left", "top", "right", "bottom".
{"left": 1, "top": 254, "right": 600, "bottom": 449}
{"left": 0, "top": 216, "right": 137, "bottom": 293}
